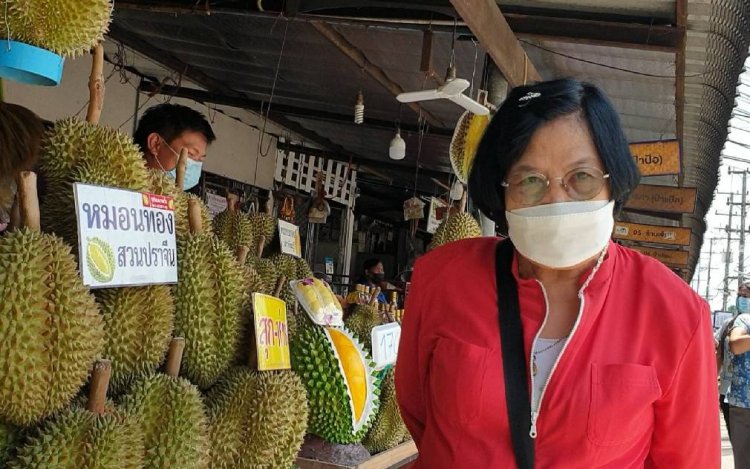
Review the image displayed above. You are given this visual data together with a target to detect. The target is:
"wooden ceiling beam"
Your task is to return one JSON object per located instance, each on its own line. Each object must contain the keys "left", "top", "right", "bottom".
{"left": 449, "top": 0, "right": 541, "bottom": 87}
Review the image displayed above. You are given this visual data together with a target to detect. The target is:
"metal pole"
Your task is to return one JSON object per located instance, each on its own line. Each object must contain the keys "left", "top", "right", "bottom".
{"left": 724, "top": 194, "right": 735, "bottom": 311}
{"left": 706, "top": 239, "right": 714, "bottom": 301}
{"left": 741, "top": 171, "right": 748, "bottom": 286}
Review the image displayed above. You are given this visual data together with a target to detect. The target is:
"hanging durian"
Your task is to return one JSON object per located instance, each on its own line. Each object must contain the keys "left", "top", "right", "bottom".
{"left": 362, "top": 368, "right": 409, "bottom": 454}
{"left": 207, "top": 369, "right": 308, "bottom": 469}
{"left": 95, "top": 285, "right": 174, "bottom": 393}
{"left": 7, "top": 360, "right": 144, "bottom": 469}
{"left": 450, "top": 111, "right": 489, "bottom": 184}
{"left": 0, "top": 0, "right": 112, "bottom": 57}
{"left": 291, "top": 325, "right": 379, "bottom": 444}
{"left": 428, "top": 194, "right": 482, "bottom": 250}
{"left": 118, "top": 338, "right": 210, "bottom": 469}
{"left": 214, "top": 193, "right": 254, "bottom": 253}
{"left": 173, "top": 199, "right": 245, "bottom": 389}
{"left": 0, "top": 172, "right": 104, "bottom": 426}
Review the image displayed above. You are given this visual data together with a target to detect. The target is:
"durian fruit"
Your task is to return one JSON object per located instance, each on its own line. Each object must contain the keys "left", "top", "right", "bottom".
{"left": 247, "top": 208, "right": 277, "bottom": 260}
{"left": 148, "top": 169, "right": 212, "bottom": 238}
{"left": 234, "top": 246, "right": 268, "bottom": 365}
{"left": 0, "top": 172, "right": 104, "bottom": 426}
{"left": 0, "top": 421, "right": 19, "bottom": 466}
{"left": 295, "top": 256, "right": 314, "bottom": 279}
{"left": 428, "top": 210, "right": 482, "bottom": 251}
{"left": 450, "top": 111, "right": 490, "bottom": 184}
{"left": 344, "top": 302, "right": 381, "bottom": 353}
{"left": 0, "top": 0, "right": 112, "bottom": 57}
{"left": 95, "top": 285, "right": 174, "bottom": 393}
{"left": 173, "top": 200, "right": 245, "bottom": 389}
{"left": 39, "top": 118, "right": 151, "bottom": 249}
{"left": 7, "top": 360, "right": 144, "bottom": 469}
{"left": 362, "top": 368, "right": 409, "bottom": 454}
{"left": 291, "top": 325, "right": 379, "bottom": 444}
{"left": 118, "top": 338, "right": 210, "bottom": 468}
{"left": 213, "top": 193, "right": 254, "bottom": 253}
{"left": 207, "top": 368, "right": 308, "bottom": 468}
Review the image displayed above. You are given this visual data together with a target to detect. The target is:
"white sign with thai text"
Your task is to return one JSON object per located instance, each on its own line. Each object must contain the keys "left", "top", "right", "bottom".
{"left": 278, "top": 219, "right": 302, "bottom": 258}
{"left": 371, "top": 322, "right": 401, "bottom": 370}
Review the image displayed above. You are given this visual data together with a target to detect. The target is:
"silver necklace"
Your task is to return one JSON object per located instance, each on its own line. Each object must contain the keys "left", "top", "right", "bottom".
{"left": 532, "top": 338, "right": 565, "bottom": 377}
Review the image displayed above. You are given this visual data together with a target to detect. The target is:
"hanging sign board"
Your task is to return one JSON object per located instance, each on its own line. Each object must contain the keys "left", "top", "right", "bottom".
{"left": 205, "top": 192, "right": 228, "bottom": 219}
{"left": 73, "top": 183, "right": 178, "bottom": 288}
{"left": 630, "top": 140, "right": 681, "bottom": 176}
{"left": 427, "top": 197, "right": 449, "bottom": 234}
{"left": 630, "top": 246, "right": 689, "bottom": 267}
{"left": 613, "top": 222, "right": 691, "bottom": 246}
{"left": 278, "top": 219, "right": 302, "bottom": 258}
{"left": 253, "top": 293, "right": 291, "bottom": 371}
{"left": 624, "top": 185, "right": 697, "bottom": 214}
{"left": 371, "top": 322, "right": 401, "bottom": 370}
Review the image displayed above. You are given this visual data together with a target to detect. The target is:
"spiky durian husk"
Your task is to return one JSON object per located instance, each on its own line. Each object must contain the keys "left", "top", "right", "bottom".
{"left": 0, "top": 228, "right": 104, "bottom": 426}
{"left": 233, "top": 265, "right": 269, "bottom": 365}
{"left": 118, "top": 374, "right": 209, "bottom": 468}
{"left": 295, "top": 257, "right": 314, "bottom": 280}
{"left": 7, "top": 405, "right": 143, "bottom": 469}
{"left": 207, "top": 369, "right": 308, "bottom": 469}
{"left": 95, "top": 286, "right": 174, "bottom": 394}
{"left": 450, "top": 112, "right": 489, "bottom": 184}
{"left": 247, "top": 212, "right": 277, "bottom": 258}
{"left": 0, "top": 421, "right": 19, "bottom": 466}
{"left": 428, "top": 212, "right": 482, "bottom": 251}
{"left": 0, "top": 0, "right": 112, "bottom": 58}
{"left": 213, "top": 209, "right": 253, "bottom": 253}
{"left": 290, "top": 325, "right": 379, "bottom": 444}
{"left": 148, "top": 170, "right": 212, "bottom": 238}
{"left": 362, "top": 368, "right": 408, "bottom": 454}
{"left": 344, "top": 304, "right": 381, "bottom": 353}
{"left": 174, "top": 234, "right": 245, "bottom": 389}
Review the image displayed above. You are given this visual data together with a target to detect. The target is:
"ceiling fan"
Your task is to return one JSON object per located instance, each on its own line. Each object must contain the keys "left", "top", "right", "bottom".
{"left": 397, "top": 65, "right": 490, "bottom": 115}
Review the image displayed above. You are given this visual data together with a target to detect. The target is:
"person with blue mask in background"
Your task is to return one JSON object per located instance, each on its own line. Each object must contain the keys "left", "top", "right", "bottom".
{"left": 716, "top": 282, "right": 750, "bottom": 441}
{"left": 725, "top": 281, "right": 750, "bottom": 468}
{"left": 134, "top": 103, "right": 216, "bottom": 191}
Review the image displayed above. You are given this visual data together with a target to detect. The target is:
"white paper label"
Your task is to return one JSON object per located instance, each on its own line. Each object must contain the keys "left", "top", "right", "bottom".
{"left": 371, "top": 323, "right": 401, "bottom": 370}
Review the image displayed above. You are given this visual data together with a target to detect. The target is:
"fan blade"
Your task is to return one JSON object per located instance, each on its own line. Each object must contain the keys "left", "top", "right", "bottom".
{"left": 449, "top": 94, "right": 490, "bottom": 116}
{"left": 440, "top": 78, "right": 470, "bottom": 96}
{"left": 397, "top": 89, "right": 443, "bottom": 103}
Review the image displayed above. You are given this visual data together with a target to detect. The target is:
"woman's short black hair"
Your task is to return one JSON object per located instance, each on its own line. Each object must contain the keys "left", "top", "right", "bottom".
{"left": 468, "top": 78, "right": 640, "bottom": 234}
{"left": 363, "top": 258, "right": 381, "bottom": 271}
{"left": 133, "top": 103, "right": 216, "bottom": 154}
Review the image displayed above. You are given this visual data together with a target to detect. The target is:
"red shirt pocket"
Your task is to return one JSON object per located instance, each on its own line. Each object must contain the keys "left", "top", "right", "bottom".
{"left": 429, "top": 337, "right": 491, "bottom": 427}
{"left": 587, "top": 363, "right": 662, "bottom": 447}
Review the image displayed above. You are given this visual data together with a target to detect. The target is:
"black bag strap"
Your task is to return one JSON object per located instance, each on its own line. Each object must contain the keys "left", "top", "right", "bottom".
{"left": 496, "top": 240, "right": 535, "bottom": 469}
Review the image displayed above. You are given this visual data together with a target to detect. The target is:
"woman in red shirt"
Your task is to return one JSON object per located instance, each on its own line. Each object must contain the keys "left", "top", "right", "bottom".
{"left": 395, "top": 78, "right": 720, "bottom": 468}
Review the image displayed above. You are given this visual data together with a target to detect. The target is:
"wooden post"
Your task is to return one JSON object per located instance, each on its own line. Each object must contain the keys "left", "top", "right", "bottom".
{"left": 86, "top": 44, "right": 105, "bottom": 125}
{"left": 175, "top": 149, "right": 188, "bottom": 190}
{"left": 17, "top": 171, "right": 39, "bottom": 231}
{"left": 164, "top": 338, "right": 186, "bottom": 378}
{"left": 188, "top": 199, "right": 203, "bottom": 235}
{"left": 87, "top": 359, "right": 112, "bottom": 415}
{"left": 236, "top": 245, "right": 250, "bottom": 265}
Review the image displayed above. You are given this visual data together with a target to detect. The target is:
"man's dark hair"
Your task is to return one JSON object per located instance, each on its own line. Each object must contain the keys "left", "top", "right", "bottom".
{"left": 468, "top": 78, "right": 641, "bottom": 234}
{"left": 363, "top": 258, "right": 381, "bottom": 271}
{"left": 133, "top": 103, "right": 216, "bottom": 154}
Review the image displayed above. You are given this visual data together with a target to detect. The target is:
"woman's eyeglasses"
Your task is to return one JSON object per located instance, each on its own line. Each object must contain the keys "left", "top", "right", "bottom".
{"left": 501, "top": 167, "right": 610, "bottom": 206}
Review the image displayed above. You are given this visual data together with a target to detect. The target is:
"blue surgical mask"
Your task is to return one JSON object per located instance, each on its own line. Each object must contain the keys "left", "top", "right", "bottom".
{"left": 737, "top": 296, "right": 750, "bottom": 314}
{"left": 166, "top": 158, "right": 203, "bottom": 190}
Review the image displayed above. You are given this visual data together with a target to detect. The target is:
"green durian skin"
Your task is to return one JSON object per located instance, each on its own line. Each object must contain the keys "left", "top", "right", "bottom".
{"left": 290, "top": 325, "right": 379, "bottom": 444}
{"left": 0, "top": 421, "right": 19, "bottom": 466}
{"left": 0, "top": 228, "right": 104, "bottom": 426}
{"left": 344, "top": 304, "right": 381, "bottom": 353}
{"left": 174, "top": 234, "right": 245, "bottom": 389}
{"left": 428, "top": 212, "right": 482, "bottom": 250}
{"left": 363, "top": 368, "right": 409, "bottom": 454}
{"left": 214, "top": 210, "right": 254, "bottom": 253}
{"left": 7, "top": 405, "right": 144, "bottom": 469}
{"left": 207, "top": 368, "right": 308, "bottom": 469}
{"left": 119, "top": 373, "right": 209, "bottom": 468}
{"left": 95, "top": 286, "right": 174, "bottom": 394}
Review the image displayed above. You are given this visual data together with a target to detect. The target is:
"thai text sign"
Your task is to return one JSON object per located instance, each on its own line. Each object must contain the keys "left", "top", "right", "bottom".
{"left": 630, "top": 140, "right": 680, "bottom": 176}
{"left": 278, "top": 219, "right": 302, "bottom": 258}
{"left": 630, "top": 246, "right": 689, "bottom": 267}
{"left": 74, "top": 183, "right": 177, "bottom": 288}
{"left": 625, "top": 185, "right": 697, "bottom": 214}
{"left": 371, "top": 322, "right": 401, "bottom": 370}
{"left": 253, "top": 293, "right": 291, "bottom": 371}
{"left": 613, "top": 222, "right": 691, "bottom": 246}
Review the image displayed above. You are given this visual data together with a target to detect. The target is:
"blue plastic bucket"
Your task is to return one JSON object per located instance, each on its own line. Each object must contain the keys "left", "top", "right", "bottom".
{"left": 0, "top": 40, "right": 64, "bottom": 86}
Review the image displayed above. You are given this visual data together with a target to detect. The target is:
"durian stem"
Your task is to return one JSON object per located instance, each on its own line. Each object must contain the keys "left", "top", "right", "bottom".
{"left": 227, "top": 193, "right": 239, "bottom": 213}
{"left": 273, "top": 275, "right": 287, "bottom": 298}
{"left": 264, "top": 192, "right": 273, "bottom": 214}
{"left": 17, "top": 171, "right": 40, "bottom": 231}
{"left": 87, "top": 360, "right": 112, "bottom": 415}
{"left": 256, "top": 235, "right": 266, "bottom": 258}
{"left": 369, "top": 287, "right": 381, "bottom": 306}
{"left": 175, "top": 149, "right": 188, "bottom": 190}
{"left": 459, "top": 190, "right": 468, "bottom": 213}
{"left": 188, "top": 199, "right": 203, "bottom": 235}
{"left": 236, "top": 245, "right": 250, "bottom": 264}
{"left": 86, "top": 44, "right": 105, "bottom": 125}
{"left": 165, "top": 338, "right": 186, "bottom": 378}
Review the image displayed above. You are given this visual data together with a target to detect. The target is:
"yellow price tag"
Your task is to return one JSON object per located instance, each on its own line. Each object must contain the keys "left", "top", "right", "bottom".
{"left": 253, "top": 293, "right": 291, "bottom": 371}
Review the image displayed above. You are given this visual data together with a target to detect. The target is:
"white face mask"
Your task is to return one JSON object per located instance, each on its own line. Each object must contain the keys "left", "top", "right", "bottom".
{"left": 505, "top": 200, "right": 614, "bottom": 269}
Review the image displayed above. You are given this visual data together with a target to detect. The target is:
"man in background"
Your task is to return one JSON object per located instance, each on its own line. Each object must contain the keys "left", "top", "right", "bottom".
{"left": 727, "top": 281, "right": 750, "bottom": 468}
